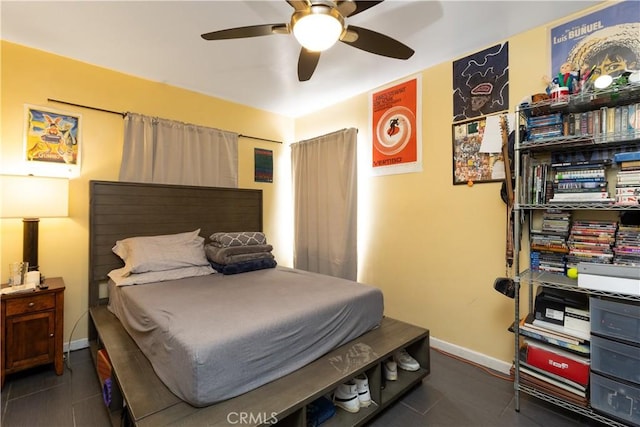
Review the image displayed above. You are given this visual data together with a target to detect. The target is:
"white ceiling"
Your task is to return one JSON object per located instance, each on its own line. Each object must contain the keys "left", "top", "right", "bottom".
{"left": 1, "top": 1, "right": 602, "bottom": 118}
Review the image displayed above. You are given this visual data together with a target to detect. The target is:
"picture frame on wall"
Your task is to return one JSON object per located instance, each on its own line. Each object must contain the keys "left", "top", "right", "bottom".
{"left": 452, "top": 42, "right": 509, "bottom": 122}
{"left": 370, "top": 74, "right": 422, "bottom": 176}
{"left": 452, "top": 116, "right": 505, "bottom": 185}
{"left": 24, "top": 104, "right": 81, "bottom": 176}
{"left": 549, "top": 1, "right": 639, "bottom": 89}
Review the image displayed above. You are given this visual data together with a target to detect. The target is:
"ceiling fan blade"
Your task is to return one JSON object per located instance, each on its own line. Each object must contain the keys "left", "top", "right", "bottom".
{"left": 298, "top": 48, "right": 321, "bottom": 81}
{"left": 348, "top": 1, "right": 384, "bottom": 17}
{"left": 336, "top": 0, "right": 357, "bottom": 17}
{"left": 341, "top": 25, "right": 414, "bottom": 59}
{"left": 201, "top": 24, "right": 288, "bottom": 41}
{"left": 287, "top": 0, "right": 310, "bottom": 11}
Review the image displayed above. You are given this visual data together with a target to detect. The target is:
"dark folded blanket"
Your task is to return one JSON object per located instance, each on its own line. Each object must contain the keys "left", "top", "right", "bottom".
{"left": 210, "top": 258, "right": 277, "bottom": 275}
{"left": 209, "top": 232, "right": 267, "bottom": 248}
{"left": 204, "top": 244, "right": 273, "bottom": 264}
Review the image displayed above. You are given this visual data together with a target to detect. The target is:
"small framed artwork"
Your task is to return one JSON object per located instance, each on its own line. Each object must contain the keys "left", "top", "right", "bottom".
{"left": 24, "top": 104, "right": 81, "bottom": 176}
{"left": 452, "top": 116, "right": 505, "bottom": 185}
{"left": 254, "top": 148, "right": 273, "bottom": 183}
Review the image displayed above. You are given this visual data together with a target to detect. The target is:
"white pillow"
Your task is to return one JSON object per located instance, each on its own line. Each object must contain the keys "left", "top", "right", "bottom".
{"left": 112, "top": 230, "right": 210, "bottom": 277}
{"left": 108, "top": 265, "right": 215, "bottom": 287}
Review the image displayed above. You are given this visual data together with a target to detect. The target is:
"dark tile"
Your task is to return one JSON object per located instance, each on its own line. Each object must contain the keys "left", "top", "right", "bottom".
{"left": 2, "top": 386, "right": 73, "bottom": 427}
{"left": 72, "top": 393, "right": 112, "bottom": 427}
{"left": 399, "top": 381, "right": 444, "bottom": 415}
{"left": 367, "top": 401, "right": 428, "bottom": 426}
{"left": 66, "top": 355, "right": 103, "bottom": 404}
{"left": 4, "top": 364, "right": 67, "bottom": 401}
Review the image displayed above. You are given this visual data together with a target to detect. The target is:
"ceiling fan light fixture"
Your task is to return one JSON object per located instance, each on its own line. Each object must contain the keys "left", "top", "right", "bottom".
{"left": 292, "top": 5, "right": 344, "bottom": 52}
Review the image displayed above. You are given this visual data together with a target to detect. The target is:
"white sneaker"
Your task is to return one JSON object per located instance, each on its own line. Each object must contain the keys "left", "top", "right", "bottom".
{"left": 394, "top": 349, "right": 420, "bottom": 371}
{"left": 383, "top": 358, "right": 398, "bottom": 381}
{"left": 354, "top": 373, "right": 372, "bottom": 407}
{"left": 333, "top": 380, "right": 360, "bottom": 413}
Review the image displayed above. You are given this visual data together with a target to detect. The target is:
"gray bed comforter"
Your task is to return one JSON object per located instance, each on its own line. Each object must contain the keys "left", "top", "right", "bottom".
{"left": 108, "top": 266, "right": 383, "bottom": 407}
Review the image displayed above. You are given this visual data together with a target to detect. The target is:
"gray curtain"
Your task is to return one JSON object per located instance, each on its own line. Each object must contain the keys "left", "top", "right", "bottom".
{"left": 291, "top": 128, "right": 357, "bottom": 280}
{"left": 119, "top": 113, "right": 238, "bottom": 187}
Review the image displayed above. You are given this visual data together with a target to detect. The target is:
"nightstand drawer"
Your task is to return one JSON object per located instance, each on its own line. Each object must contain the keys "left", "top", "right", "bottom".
{"left": 5, "top": 293, "right": 55, "bottom": 316}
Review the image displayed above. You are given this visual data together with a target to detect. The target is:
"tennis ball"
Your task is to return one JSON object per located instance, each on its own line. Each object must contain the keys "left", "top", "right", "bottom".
{"left": 567, "top": 268, "right": 578, "bottom": 279}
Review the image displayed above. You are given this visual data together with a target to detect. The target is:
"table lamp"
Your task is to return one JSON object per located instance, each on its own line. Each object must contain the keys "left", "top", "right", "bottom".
{"left": 0, "top": 175, "right": 69, "bottom": 271}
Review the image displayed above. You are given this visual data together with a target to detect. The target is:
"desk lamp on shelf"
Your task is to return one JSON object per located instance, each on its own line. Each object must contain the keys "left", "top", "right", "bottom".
{"left": 0, "top": 175, "right": 69, "bottom": 278}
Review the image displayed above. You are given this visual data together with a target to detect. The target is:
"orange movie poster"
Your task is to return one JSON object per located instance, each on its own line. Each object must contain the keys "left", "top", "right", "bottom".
{"left": 371, "top": 75, "right": 421, "bottom": 176}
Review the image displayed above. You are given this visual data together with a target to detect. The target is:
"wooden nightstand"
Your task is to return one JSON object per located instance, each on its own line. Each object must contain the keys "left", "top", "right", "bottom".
{"left": 1, "top": 277, "right": 65, "bottom": 387}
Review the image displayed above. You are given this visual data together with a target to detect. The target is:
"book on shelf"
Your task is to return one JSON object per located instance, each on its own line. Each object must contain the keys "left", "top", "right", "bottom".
{"left": 513, "top": 365, "right": 588, "bottom": 406}
{"left": 614, "top": 151, "right": 640, "bottom": 163}
{"left": 620, "top": 160, "right": 640, "bottom": 170}
{"left": 549, "top": 192, "right": 613, "bottom": 202}
{"left": 531, "top": 318, "right": 590, "bottom": 342}
{"left": 517, "top": 356, "right": 587, "bottom": 393}
{"left": 525, "top": 316, "right": 585, "bottom": 344}
{"left": 511, "top": 315, "right": 590, "bottom": 355}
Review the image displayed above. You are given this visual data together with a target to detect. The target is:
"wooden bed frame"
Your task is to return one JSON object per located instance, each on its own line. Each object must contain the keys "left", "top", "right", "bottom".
{"left": 88, "top": 180, "right": 430, "bottom": 427}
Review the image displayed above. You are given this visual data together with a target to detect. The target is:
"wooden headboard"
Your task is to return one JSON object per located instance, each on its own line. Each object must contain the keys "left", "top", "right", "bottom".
{"left": 89, "top": 180, "right": 263, "bottom": 306}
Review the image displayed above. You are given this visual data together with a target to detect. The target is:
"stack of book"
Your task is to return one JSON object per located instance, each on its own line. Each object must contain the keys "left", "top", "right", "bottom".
{"left": 613, "top": 224, "right": 640, "bottom": 265}
{"left": 566, "top": 220, "right": 617, "bottom": 268}
{"left": 515, "top": 313, "right": 589, "bottom": 356}
{"left": 513, "top": 287, "right": 591, "bottom": 406}
{"left": 518, "top": 339, "right": 589, "bottom": 407}
{"left": 614, "top": 151, "right": 640, "bottom": 205}
{"left": 550, "top": 163, "right": 612, "bottom": 203}
{"left": 526, "top": 113, "right": 563, "bottom": 141}
{"left": 530, "top": 210, "right": 570, "bottom": 273}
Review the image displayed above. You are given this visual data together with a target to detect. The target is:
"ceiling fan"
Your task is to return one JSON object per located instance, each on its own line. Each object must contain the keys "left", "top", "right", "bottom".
{"left": 201, "top": 0, "right": 414, "bottom": 81}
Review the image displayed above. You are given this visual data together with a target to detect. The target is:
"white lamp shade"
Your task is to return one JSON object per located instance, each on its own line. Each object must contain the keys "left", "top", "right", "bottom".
{"left": 293, "top": 9, "right": 343, "bottom": 52}
{"left": 0, "top": 175, "right": 69, "bottom": 218}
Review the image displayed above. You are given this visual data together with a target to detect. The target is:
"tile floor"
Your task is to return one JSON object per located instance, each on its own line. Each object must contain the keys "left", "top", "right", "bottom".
{"left": 1, "top": 347, "right": 605, "bottom": 426}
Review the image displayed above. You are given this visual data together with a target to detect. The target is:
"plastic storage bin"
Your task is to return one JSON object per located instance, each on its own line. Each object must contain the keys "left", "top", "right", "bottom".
{"left": 591, "top": 335, "right": 640, "bottom": 385}
{"left": 590, "top": 297, "right": 640, "bottom": 345}
{"left": 590, "top": 372, "right": 640, "bottom": 426}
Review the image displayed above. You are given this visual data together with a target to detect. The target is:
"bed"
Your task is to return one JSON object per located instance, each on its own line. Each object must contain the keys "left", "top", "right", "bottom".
{"left": 108, "top": 268, "right": 383, "bottom": 406}
{"left": 88, "top": 180, "right": 429, "bottom": 426}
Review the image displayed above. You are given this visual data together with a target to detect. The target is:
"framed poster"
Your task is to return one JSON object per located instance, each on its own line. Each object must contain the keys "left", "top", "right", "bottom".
{"left": 370, "top": 74, "right": 422, "bottom": 176}
{"left": 551, "top": 1, "right": 639, "bottom": 83}
{"left": 254, "top": 148, "right": 273, "bottom": 183}
{"left": 24, "top": 104, "right": 81, "bottom": 176}
{"left": 452, "top": 117, "right": 504, "bottom": 185}
{"left": 453, "top": 42, "right": 509, "bottom": 122}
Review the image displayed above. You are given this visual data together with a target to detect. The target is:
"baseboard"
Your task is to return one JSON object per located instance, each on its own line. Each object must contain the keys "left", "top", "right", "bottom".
{"left": 430, "top": 336, "right": 512, "bottom": 375}
{"left": 64, "top": 338, "right": 89, "bottom": 353}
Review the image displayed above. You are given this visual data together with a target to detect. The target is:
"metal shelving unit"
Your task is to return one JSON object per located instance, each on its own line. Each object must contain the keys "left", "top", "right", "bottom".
{"left": 512, "top": 84, "right": 640, "bottom": 426}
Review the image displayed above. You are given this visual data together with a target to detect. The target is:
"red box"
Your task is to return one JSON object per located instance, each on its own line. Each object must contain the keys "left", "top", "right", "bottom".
{"left": 526, "top": 340, "right": 590, "bottom": 386}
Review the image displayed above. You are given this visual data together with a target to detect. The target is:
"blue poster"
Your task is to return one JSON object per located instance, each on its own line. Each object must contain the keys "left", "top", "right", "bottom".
{"left": 551, "top": 1, "right": 639, "bottom": 82}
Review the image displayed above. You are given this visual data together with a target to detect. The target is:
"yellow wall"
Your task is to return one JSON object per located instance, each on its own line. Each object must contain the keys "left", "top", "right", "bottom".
{"left": 0, "top": 2, "right": 603, "bottom": 365}
{"left": 294, "top": 6, "right": 602, "bottom": 364}
{"left": 0, "top": 41, "right": 294, "bottom": 346}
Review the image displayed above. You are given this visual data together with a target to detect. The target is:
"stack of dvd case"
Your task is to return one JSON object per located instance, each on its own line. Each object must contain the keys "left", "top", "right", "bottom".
{"left": 530, "top": 210, "right": 570, "bottom": 273}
